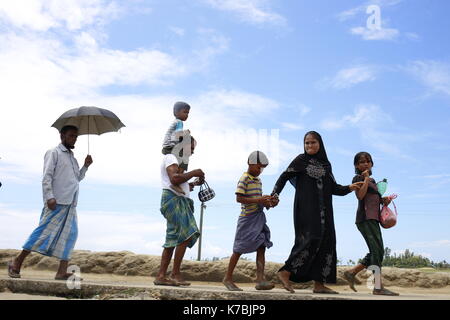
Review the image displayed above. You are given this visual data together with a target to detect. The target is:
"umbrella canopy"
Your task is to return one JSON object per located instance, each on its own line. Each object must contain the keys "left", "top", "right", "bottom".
{"left": 51, "top": 106, "right": 125, "bottom": 135}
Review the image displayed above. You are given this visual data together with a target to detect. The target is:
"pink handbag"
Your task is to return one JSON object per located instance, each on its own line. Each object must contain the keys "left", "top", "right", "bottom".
{"left": 380, "top": 194, "right": 398, "bottom": 229}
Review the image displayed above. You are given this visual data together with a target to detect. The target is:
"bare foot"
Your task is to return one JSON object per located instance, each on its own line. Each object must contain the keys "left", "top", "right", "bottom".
{"left": 223, "top": 279, "right": 243, "bottom": 291}
{"left": 343, "top": 270, "right": 358, "bottom": 292}
{"left": 313, "top": 283, "right": 338, "bottom": 294}
{"left": 277, "top": 270, "right": 295, "bottom": 293}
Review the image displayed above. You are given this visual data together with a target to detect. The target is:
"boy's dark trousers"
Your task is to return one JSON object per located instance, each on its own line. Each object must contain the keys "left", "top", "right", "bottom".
{"left": 357, "top": 219, "right": 384, "bottom": 268}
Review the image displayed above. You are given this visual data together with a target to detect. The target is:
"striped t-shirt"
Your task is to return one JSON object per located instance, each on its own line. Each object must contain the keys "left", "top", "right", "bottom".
{"left": 235, "top": 172, "right": 263, "bottom": 216}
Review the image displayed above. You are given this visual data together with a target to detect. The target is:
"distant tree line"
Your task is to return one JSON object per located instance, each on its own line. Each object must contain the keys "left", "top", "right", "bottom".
{"left": 379, "top": 248, "right": 448, "bottom": 268}
{"left": 340, "top": 248, "right": 450, "bottom": 269}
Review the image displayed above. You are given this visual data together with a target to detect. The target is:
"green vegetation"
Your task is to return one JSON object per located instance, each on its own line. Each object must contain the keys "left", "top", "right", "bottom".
{"left": 382, "top": 248, "right": 450, "bottom": 269}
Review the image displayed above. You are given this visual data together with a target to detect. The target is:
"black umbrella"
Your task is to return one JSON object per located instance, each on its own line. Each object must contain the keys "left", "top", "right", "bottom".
{"left": 51, "top": 106, "right": 125, "bottom": 153}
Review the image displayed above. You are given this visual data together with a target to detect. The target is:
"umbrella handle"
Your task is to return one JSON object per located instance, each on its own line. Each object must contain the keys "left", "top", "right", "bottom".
{"left": 88, "top": 115, "right": 90, "bottom": 154}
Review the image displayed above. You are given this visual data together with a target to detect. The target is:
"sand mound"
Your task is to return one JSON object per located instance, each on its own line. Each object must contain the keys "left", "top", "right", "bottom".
{"left": 1, "top": 249, "right": 449, "bottom": 289}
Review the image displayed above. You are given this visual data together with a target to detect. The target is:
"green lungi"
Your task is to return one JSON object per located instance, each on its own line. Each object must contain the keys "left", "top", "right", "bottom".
{"left": 160, "top": 189, "right": 200, "bottom": 248}
{"left": 357, "top": 219, "right": 384, "bottom": 268}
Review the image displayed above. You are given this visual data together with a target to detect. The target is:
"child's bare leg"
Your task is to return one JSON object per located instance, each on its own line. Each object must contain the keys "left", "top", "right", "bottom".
{"left": 170, "top": 238, "right": 191, "bottom": 284}
{"left": 155, "top": 247, "right": 175, "bottom": 282}
{"left": 255, "top": 246, "right": 274, "bottom": 290}
{"left": 349, "top": 263, "right": 366, "bottom": 275}
{"left": 343, "top": 263, "right": 365, "bottom": 292}
{"left": 256, "top": 246, "right": 266, "bottom": 282}
{"left": 223, "top": 252, "right": 242, "bottom": 291}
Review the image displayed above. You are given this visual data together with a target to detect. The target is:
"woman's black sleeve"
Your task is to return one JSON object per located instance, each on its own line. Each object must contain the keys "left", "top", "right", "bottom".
{"left": 330, "top": 172, "right": 351, "bottom": 196}
{"left": 271, "top": 169, "right": 297, "bottom": 196}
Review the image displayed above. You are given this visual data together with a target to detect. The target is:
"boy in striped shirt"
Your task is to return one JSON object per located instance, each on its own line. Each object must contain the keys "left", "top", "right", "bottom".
{"left": 223, "top": 151, "right": 279, "bottom": 291}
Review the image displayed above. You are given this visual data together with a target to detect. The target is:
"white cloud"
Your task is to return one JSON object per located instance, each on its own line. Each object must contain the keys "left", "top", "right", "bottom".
{"left": 337, "top": 0, "right": 403, "bottom": 22}
{"left": 320, "top": 105, "right": 387, "bottom": 130}
{"left": 0, "top": 26, "right": 288, "bottom": 188}
{"left": 337, "top": 0, "right": 406, "bottom": 41}
{"left": 319, "top": 105, "right": 416, "bottom": 159}
{"left": 0, "top": 2, "right": 261, "bottom": 188}
{"left": 350, "top": 26, "right": 399, "bottom": 41}
{"left": 202, "top": 0, "right": 286, "bottom": 26}
{"left": 192, "top": 28, "right": 230, "bottom": 70}
{"left": 0, "top": 0, "right": 121, "bottom": 32}
{"left": 406, "top": 60, "right": 450, "bottom": 96}
{"left": 322, "top": 65, "right": 378, "bottom": 90}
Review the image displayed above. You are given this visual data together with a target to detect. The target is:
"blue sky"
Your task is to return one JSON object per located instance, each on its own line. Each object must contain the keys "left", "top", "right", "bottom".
{"left": 1, "top": 0, "right": 450, "bottom": 264}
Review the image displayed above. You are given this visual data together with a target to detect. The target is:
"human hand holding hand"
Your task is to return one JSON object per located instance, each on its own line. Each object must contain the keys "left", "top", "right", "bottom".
{"left": 349, "top": 181, "right": 364, "bottom": 191}
{"left": 270, "top": 195, "right": 279, "bottom": 208}
{"left": 260, "top": 195, "right": 273, "bottom": 208}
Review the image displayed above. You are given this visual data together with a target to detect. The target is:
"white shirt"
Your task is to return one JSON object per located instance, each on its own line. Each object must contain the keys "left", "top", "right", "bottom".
{"left": 161, "top": 154, "right": 190, "bottom": 198}
{"left": 42, "top": 144, "right": 88, "bottom": 206}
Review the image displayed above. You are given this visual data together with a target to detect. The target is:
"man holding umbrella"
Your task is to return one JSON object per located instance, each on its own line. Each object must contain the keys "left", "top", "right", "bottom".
{"left": 8, "top": 125, "right": 93, "bottom": 280}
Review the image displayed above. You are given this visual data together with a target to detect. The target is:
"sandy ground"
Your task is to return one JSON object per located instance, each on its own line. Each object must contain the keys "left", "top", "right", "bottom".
{"left": 1, "top": 268, "right": 450, "bottom": 300}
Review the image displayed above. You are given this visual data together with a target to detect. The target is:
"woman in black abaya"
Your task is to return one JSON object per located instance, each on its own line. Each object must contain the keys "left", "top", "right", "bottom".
{"left": 271, "top": 131, "right": 363, "bottom": 294}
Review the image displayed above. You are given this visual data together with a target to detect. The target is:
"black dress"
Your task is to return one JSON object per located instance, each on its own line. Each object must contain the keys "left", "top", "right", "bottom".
{"left": 272, "top": 155, "right": 351, "bottom": 284}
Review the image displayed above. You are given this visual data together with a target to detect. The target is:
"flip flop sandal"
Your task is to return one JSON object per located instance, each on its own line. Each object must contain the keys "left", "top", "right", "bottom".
{"left": 7, "top": 261, "right": 21, "bottom": 279}
{"left": 173, "top": 280, "right": 191, "bottom": 286}
{"left": 153, "top": 279, "right": 180, "bottom": 286}
{"left": 373, "top": 288, "right": 399, "bottom": 296}
{"left": 255, "top": 281, "right": 275, "bottom": 290}
{"left": 223, "top": 281, "right": 243, "bottom": 291}
{"left": 343, "top": 271, "right": 358, "bottom": 292}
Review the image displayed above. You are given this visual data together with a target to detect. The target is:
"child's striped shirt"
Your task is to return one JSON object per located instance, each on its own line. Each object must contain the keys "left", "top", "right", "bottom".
{"left": 235, "top": 172, "right": 263, "bottom": 216}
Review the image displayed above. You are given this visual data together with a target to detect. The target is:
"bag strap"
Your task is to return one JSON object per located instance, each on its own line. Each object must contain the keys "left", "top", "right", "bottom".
{"left": 199, "top": 180, "right": 210, "bottom": 192}
{"left": 392, "top": 201, "right": 397, "bottom": 216}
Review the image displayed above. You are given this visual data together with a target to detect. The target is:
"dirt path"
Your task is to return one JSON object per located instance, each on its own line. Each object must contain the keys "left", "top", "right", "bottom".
{"left": 1, "top": 269, "right": 449, "bottom": 300}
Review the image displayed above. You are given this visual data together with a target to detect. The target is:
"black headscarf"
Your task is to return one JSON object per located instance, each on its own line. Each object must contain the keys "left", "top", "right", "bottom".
{"left": 287, "top": 131, "right": 332, "bottom": 186}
